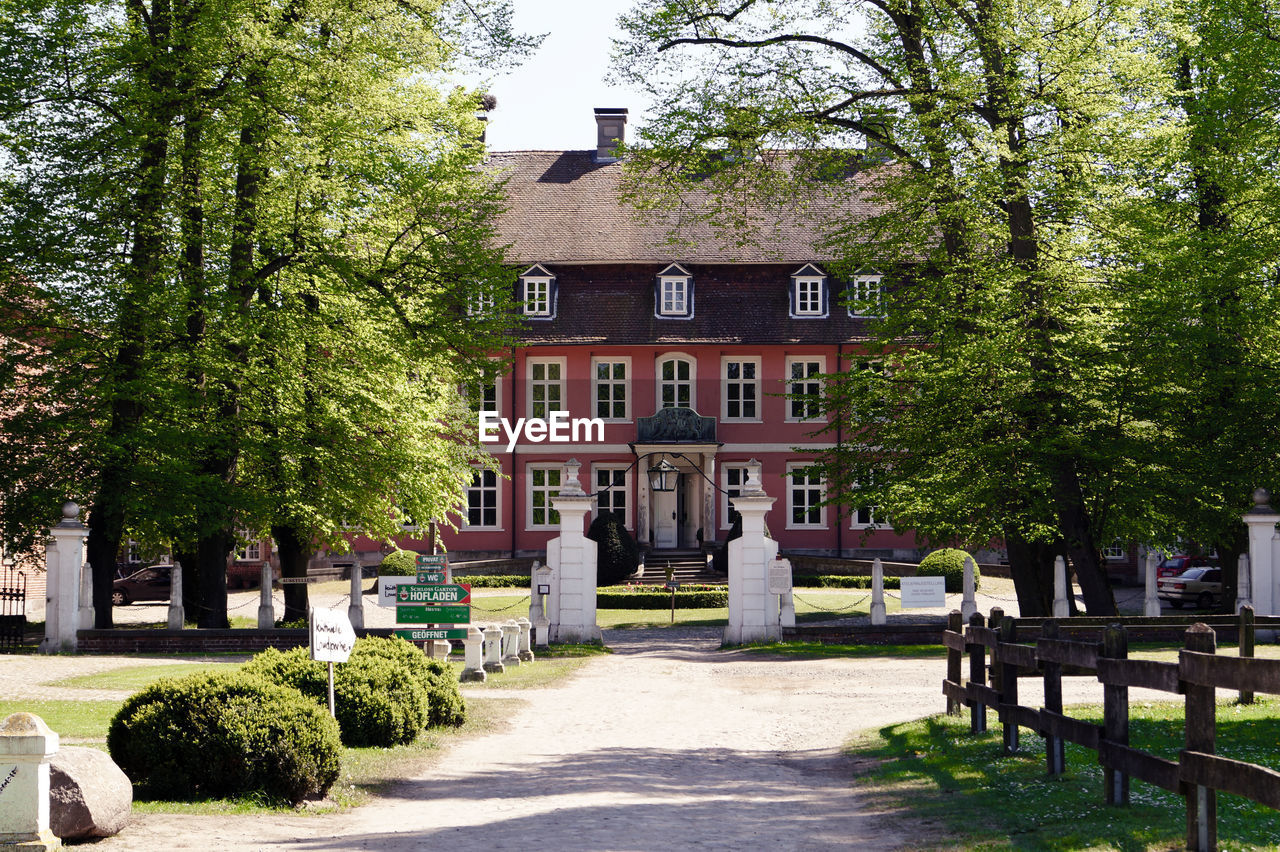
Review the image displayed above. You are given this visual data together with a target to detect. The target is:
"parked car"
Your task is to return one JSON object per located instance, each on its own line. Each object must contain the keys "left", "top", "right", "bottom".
{"left": 1157, "top": 555, "right": 1204, "bottom": 579}
{"left": 1156, "top": 567, "right": 1223, "bottom": 610}
{"left": 111, "top": 565, "right": 171, "bottom": 605}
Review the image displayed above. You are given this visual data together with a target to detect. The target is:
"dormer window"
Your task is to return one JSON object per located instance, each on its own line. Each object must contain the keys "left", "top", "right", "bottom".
{"left": 520, "top": 264, "right": 556, "bottom": 318}
{"left": 790, "top": 264, "right": 828, "bottom": 318}
{"left": 847, "top": 270, "right": 885, "bottom": 318}
{"left": 655, "top": 263, "right": 693, "bottom": 319}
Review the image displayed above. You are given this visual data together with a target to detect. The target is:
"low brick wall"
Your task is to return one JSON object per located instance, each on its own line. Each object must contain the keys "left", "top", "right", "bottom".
{"left": 76, "top": 626, "right": 411, "bottom": 655}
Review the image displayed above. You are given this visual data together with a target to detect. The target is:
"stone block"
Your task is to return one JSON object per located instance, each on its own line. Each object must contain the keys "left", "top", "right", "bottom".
{"left": 48, "top": 747, "right": 131, "bottom": 840}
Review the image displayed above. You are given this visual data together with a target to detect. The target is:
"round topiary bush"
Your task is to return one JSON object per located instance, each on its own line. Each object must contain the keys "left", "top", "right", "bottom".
{"left": 377, "top": 549, "right": 419, "bottom": 576}
{"left": 348, "top": 635, "right": 466, "bottom": 728}
{"left": 106, "top": 671, "right": 341, "bottom": 805}
{"left": 586, "top": 511, "right": 640, "bottom": 586}
{"left": 917, "top": 548, "right": 979, "bottom": 593}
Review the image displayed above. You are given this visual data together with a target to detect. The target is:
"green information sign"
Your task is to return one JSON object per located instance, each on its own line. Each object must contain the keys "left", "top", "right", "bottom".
{"left": 416, "top": 571, "right": 447, "bottom": 584}
{"left": 393, "top": 628, "right": 468, "bottom": 641}
{"left": 415, "top": 554, "right": 447, "bottom": 567}
{"left": 396, "top": 584, "right": 470, "bottom": 605}
{"left": 396, "top": 605, "right": 470, "bottom": 624}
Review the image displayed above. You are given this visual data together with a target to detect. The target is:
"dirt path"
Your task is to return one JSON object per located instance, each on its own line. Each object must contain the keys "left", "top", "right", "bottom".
{"left": 77, "top": 627, "right": 939, "bottom": 851}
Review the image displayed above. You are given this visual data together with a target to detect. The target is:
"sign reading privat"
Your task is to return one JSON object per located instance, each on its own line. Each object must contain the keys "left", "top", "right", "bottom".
{"left": 415, "top": 554, "right": 447, "bottom": 568}
{"left": 899, "top": 576, "right": 947, "bottom": 608}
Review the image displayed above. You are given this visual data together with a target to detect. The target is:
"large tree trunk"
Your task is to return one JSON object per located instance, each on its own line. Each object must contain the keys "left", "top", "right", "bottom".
{"left": 195, "top": 529, "right": 232, "bottom": 628}
{"left": 1053, "top": 460, "right": 1117, "bottom": 615}
{"left": 1004, "top": 530, "right": 1056, "bottom": 616}
{"left": 272, "top": 523, "right": 312, "bottom": 623}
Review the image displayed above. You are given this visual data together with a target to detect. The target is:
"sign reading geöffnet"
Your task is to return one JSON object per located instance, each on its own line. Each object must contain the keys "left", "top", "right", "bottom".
{"left": 309, "top": 607, "right": 356, "bottom": 663}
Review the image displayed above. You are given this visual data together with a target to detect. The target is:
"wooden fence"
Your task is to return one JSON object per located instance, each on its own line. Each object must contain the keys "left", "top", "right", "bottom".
{"left": 942, "top": 606, "right": 1280, "bottom": 851}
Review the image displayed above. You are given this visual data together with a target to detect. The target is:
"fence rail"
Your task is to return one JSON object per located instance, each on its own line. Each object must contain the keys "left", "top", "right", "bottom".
{"left": 941, "top": 606, "right": 1280, "bottom": 851}
{"left": 0, "top": 567, "right": 25, "bottom": 651}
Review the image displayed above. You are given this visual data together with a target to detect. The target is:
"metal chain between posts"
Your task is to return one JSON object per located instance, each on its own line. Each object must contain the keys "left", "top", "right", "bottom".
{"left": 791, "top": 592, "right": 870, "bottom": 613}
{"left": 471, "top": 594, "right": 531, "bottom": 614}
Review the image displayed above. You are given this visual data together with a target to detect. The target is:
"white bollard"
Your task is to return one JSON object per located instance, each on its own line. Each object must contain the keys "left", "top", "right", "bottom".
{"left": 347, "top": 560, "right": 364, "bottom": 630}
{"left": 460, "top": 625, "right": 485, "bottom": 682}
{"left": 501, "top": 620, "right": 521, "bottom": 667}
{"left": 0, "top": 712, "right": 60, "bottom": 850}
{"left": 870, "top": 557, "right": 887, "bottom": 625}
{"left": 961, "top": 556, "right": 977, "bottom": 621}
{"left": 1053, "top": 556, "right": 1070, "bottom": 618}
{"left": 1143, "top": 551, "right": 1161, "bottom": 617}
{"left": 431, "top": 640, "right": 452, "bottom": 658}
{"left": 257, "top": 562, "right": 274, "bottom": 629}
{"left": 482, "top": 625, "right": 504, "bottom": 674}
{"left": 167, "top": 564, "right": 185, "bottom": 629}
{"left": 516, "top": 617, "right": 535, "bottom": 662}
{"left": 532, "top": 561, "right": 552, "bottom": 649}
{"left": 77, "top": 561, "right": 94, "bottom": 630}
{"left": 1237, "top": 553, "right": 1253, "bottom": 614}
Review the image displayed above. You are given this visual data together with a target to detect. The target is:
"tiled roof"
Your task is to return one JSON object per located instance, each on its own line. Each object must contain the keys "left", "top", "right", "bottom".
{"left": 489, "top": 151, "right": 885, "bottom": 264}
{"left": 514, "top": 264, "right": 874, "bottom": 345}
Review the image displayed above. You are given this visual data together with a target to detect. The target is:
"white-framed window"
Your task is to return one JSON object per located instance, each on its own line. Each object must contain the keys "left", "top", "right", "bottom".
{"left": 847, "top": 271, "right": 885, "bottom": 318}
{"left": 790, "top": 264, "right": 828, "bottom": 317}
{"left": 593, "top": 465, "right": 630, "bottom": 527}
{"left": 527, "top": 358, "right": 565, "bottom": 420}
{"left": 465, "top": 469, "right": 500, "bottom": 529}
{"left": 787, "top": 465, "right": 826, "bottom": 528}
{"left": 592, "top": 358, "right": 629, "bottom": 421}
{"left": 466, "top": 379, "right": 499, "bottom": 414}
{"left": 520, "top": 264, "right": 555, "bottom": 317}
{"left": 655, "top": 263, "right": 693, "bottom": 318}
{"left": 786, "top": 357, "right": 824, "bottom": 421}
{"left": 237, "top": 540, "right": 262, "bottom": 561}
{"left": 722, "top": 357, "right": 760, "bottom": 421}
{"left": 528, "top": 466, "right": 562, "bottom": 529}
{"left": 850, "top": 504, "right": 886, "bottom": 529}
{"left": 467, "top": 291, "right": 494, "bottom": 316}
{"left": 126, "top": 540, "right": 142, "bottom": 564}
{"left": 721, "top": 464, "right": 752, "bottom": 529}
{"left": 1103, "top": 541, "right": 1126, "bottom": 560}
{"left": 658, "top": 354, "right": 695, "bottom": 409}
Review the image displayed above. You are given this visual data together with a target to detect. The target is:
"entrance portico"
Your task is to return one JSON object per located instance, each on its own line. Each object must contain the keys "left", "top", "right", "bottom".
{"left": 632, "top": 407, "right": 721, "bottom": 553}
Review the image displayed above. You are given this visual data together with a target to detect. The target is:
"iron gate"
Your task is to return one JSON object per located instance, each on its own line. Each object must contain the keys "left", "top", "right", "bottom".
{"left": 0, "top": 567, "right": 26, "bottom": 651}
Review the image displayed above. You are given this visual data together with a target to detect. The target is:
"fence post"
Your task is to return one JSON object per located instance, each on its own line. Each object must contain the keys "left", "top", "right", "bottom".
{"left": 1041, "top": 619, "right": 1066, "bottom": 776}
{"left": 1184, "top": 623, "right": 1217, "bottom": 852}
{"left": 1238, "top": 605, "right": 1255, "bottom": 705}
{"left": 999, "top": 615, "right": 1019, "bottom": 754}
{"left": 1102, "top": 623, "right": 1130, "bottom": 806}
{"left": 968, "top": 612, "right": 987, "bottom": 734}
{"left": 987, "top": 607, "right": 1004, "bottom": 694}
{"left": 946, "top": 610, "right": 963, "bottom": 715}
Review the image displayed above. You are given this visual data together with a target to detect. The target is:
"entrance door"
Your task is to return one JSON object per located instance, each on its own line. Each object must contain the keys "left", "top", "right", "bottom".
{"left": 654, "top": 487, "right": 678, "bottom": 549}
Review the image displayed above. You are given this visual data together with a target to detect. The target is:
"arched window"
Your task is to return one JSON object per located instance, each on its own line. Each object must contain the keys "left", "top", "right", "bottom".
{"left": 657, "top": 354, "right": 695, "bottom": 409}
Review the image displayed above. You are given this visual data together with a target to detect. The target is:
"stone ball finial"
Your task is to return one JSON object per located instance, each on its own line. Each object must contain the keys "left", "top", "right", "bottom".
{"left": 62, "top": 501, "right": 79, "bottom": 520}
{"left": 1251, "top": 488, "right": 1273, "bottom": 513}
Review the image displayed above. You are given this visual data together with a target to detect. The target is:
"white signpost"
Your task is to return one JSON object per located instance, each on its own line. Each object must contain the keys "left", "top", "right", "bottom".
{"left": 899, "top": 576, "right": 947, "bottom": 609}
{"left": 309, "top": 607, "right": 356, "bottom": 717}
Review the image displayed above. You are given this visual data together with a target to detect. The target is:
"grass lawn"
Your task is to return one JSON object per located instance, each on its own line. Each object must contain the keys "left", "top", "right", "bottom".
{"left": 848, "top": 698, "right": 1280, "bottom": 851}
{"left": 741, "top": 640, "right": 947, "bottom": 660}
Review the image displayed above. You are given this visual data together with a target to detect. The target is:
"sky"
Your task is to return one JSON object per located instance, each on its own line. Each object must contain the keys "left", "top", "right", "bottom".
{"left": 478, "top": 0, "right": 655, "bottom": 152}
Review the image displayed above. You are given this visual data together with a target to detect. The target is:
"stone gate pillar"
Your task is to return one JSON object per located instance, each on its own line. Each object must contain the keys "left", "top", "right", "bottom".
{"left": 724, "top": 460, "right": 779, "bottom": 644}
{"left": 1244, "top": 488, "right": 1280, "bottom": 616}
{"left": 546, "top": 460, "right": 601, "bottom": 644}
{"left": 41, "top": 502, "right": 87, "bottom": 655}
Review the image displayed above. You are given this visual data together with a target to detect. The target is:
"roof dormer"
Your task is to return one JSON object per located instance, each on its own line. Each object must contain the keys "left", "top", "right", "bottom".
{"left": 655, "top": 263, "right": 693, "bottom": 320}
{"left": 789, "top": 263, "right": 828, "bottom": 318}
{"left": 520, "top": 264, "right": 556, "bottom": 319}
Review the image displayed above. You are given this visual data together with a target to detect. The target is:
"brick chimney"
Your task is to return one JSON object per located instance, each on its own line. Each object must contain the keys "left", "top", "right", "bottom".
{"left": 594, "top": 108, "right": 628, "bottom": 162}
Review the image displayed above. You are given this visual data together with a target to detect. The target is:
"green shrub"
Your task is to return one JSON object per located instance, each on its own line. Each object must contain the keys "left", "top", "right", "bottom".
{"left": 453, "top": 574, "right": 529, "bottom": 588}
{"left": 596, "top": 588, "right": 729, "bottom": 608}
{"left": 793, "top": 574, "right": 903, "bottom": 589}
{"left": 243, "top": 637, "right": 465, "bottom": 746}
{"left": 377, "top": 549, "right": 420, "bottom": 576}
{"left": 349, "top": 635, "right": 465, "bottom": 728}
{"left": 586, "top": 511, "right": 640, "bottom": 586}
{"left": 917, "top": 548, "right": 979, "bottom": 593}
{"left": 107, "top": 671, "right": 341, "bottom": 805}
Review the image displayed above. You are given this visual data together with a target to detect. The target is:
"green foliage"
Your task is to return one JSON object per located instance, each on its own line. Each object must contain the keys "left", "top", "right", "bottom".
{"left": 242, "top": 636, "right": 464, "bottom": 747}
{"left": 917, "top": 549, "right": 978, "bottom": 593}
{"left": 793, "top": 575, "right": 902, "bottom": 590}
{"left": 596, "top": 588, "right": 728, "bottom": 608}
{"left": 377, "top": 550, "right": 420, "bottom": 577}
{"left": 586, "top": 511, "right": 640, "bottom": 586}
{"left": 107, "top": 672, "right": 341, "bottom": 805}
{"left": 453, "top": 574, "right": 530, "bottom": 588}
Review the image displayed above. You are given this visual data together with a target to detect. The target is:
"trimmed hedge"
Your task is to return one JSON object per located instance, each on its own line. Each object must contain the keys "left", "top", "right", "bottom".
{"left": 596, "top": 586, "right": 728, "bottom": 609}
{"left": 918, "top": 548, "right": 979, "bottom": 593}
{"left": 793, "top": 575, "right": 903, "bottom": 589}
{"left": 107, "top": 671, "right": 341, "bottom": 805}
{"left": 453, "top": 574, "right": 530, "bottom": 588}
{"left": 242, "top": 636, "right": 464, "bottom": 747}
{"left": 377, "top": 549, "right": 419, "bottom": 576}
